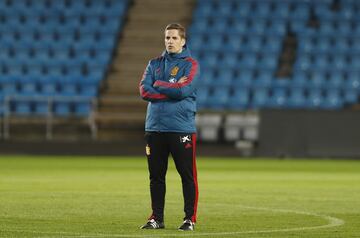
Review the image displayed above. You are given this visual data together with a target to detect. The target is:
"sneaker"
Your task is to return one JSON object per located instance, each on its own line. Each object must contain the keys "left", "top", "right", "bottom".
{"left": 178, "top": 219, "right": 195, "bottom": 231}
{"left": 140, "top": 219, "right": 165, "bottom": 229}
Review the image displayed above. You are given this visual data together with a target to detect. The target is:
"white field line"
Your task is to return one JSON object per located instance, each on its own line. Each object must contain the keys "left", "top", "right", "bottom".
{"left": 1, "top": 203, "right": 344, "bottom": 238}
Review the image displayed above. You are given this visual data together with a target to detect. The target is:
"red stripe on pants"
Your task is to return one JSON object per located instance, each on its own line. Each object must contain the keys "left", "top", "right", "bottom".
{"left": 191, "top": 133, "right": 199, "bottom": 223}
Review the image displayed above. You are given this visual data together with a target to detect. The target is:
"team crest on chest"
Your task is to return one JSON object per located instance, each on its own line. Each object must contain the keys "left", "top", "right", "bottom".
{"left": 170, "top": 66, "right": 179, "bottom": 76}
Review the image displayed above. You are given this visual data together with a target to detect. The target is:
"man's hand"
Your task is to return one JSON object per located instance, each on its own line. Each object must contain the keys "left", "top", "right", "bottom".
{"left": 178, "top": 76, "right": 188, "bottom": 84}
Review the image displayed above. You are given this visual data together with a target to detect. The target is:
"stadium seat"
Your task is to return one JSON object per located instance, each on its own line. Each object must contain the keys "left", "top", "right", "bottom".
{"left": 228, "top": 88, "right": 250, "bottom": 110}
{"left": 209, "top": 87, "right": 230, "bottom": 110}
{"left": 251, "top": 87, "right": 270, "bottom": 109}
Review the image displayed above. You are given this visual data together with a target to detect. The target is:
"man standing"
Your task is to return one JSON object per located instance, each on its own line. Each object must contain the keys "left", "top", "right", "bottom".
{"left": 139, "top": 23, "right": 200, "bottom": 231}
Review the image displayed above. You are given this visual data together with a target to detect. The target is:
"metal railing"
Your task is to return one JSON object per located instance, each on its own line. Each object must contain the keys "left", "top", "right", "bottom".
{"left": 2, "top": 95, "right": 98, "bottom": 140}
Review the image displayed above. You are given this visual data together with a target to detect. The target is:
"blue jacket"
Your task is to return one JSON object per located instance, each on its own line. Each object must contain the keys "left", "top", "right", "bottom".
{"left": 139, "top": 46, "right": 200, "bottom": 133}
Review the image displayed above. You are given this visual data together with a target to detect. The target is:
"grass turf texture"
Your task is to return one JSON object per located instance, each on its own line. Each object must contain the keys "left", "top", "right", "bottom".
{"left": 0, "top": 156, "right": 359, "bottom": 238}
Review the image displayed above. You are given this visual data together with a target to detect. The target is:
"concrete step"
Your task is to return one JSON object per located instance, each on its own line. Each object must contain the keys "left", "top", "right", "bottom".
{"left": 95, "top": 112, "right": 145, "bottom": 125}
{"left": 98, "top": 96, "right": 147, "bottom": 113}
{"left": 97, "top": 129, "right": 145, "bottom": 142}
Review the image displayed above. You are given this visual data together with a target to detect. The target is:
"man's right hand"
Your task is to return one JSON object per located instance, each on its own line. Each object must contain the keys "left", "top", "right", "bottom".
{"left": 178, "top": 76, "right": 188, "bottom": 83}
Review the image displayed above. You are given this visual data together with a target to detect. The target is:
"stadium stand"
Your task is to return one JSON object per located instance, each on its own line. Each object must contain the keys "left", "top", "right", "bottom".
{"left": 0, "top": 0, "right": 129, "bottom": 118}
{"left": 189, "top": 0, "right": 360, "bottom": 111}
{"left": 0, "top": 0, "right": 129, "bottom": 139}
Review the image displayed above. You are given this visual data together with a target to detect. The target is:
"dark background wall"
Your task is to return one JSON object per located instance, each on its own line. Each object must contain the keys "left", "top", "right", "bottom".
{"left": 257, "top": 110, "right": 360, "bottom": 158}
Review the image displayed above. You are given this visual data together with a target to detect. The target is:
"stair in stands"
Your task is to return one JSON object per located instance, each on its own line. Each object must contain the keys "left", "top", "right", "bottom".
{"left": 97, "top": 0, "right": 195, "bottom": 140}
{"left": 276, "top": 30, "right": 297, "bottom": 78}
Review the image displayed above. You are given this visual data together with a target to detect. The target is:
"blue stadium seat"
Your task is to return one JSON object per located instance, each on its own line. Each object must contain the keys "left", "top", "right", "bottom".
{"left": 196, "top": 87, "right": 210, "bottom": 109}
{"left": 307, "top": 89, "right": 323, "bottom": 109}
{"left": 213, "top": 70, "right": 233, "bottom": 87}
{"left": 239, "top": 53, "right": 257, "bottom": 69}
{"left": 269, "top": 88, "right": 288, "bottom": 108}
{"left": 220, "top": 54, "right": 238, "bottom": 69}
{"left": 251, "top": 87, "right": 270, "bottom": 109}
{"left": 234, "top": 69, "right": 254, "bottom": 87}
{"left": 209, "top": 87, "right": 230, "bottom": 109}
{"left": 14, "top": 101, "right": 32, "bottom": 115}
{"left": 233, "top": 21, "right": 247, "bottom": 34}
{"left": 308, "top": 71, "right": 327, "bottom": 88}
{"left": 346, "top": 72, "right": 360, "bottom": 89}
{"left": 290, "top": 3, "right": 310, "bottom": 20}
{"left": 258, "top": 54, "right": 277, "bottom": 70}
{"left": 54, "top": 101, "right": 72, "bottom": 116}
{"left": 200, "top": 52, "right": 218, "bottom": 69}
{"left": 267, "top": 20, "right": 286, "bottom": 36}
{"left": 272, "top": 2, "right": 290, "bottom": 19}
{"left": 19, "top": 78, "right": 38, "bottom": 96}
{"left": 211, "top": 19, "right": 229, "bottom": 34}
{"left": 253, "top": 2, "right": 271, "bottom": 18}
{"left": 206, "top": 35, "right": 224, "bottom": 51}
{"left": 343, "top": 88, "right": 358, "bottom": 104}
{"left": 228, "top": 88, "right": 250, "bottom": 110}
{"left": 288, "top": 87, "right": 307, "bottom": 108}
{"left": 225, "top": 37, "right": 243, "bottom": 52}
{"left": 198, "top": 69, "right": 216, "bottom": 87}
{"left": 327, "top": 72, "right": 345, "bottom": 88}
{"left": 34, "top": 101, "right": 49, "bottom": 115}
{"left": 247, "top": 20, "right": 266, "bottom": 35}
{"left": 253, "top": 70, "right": 272, "bottom": 87}
{"left": 322, "top": 89, "right": 343, "bottom": 109}
{"left": 78, "top": 80, "right": 98, "bottom": 97}
{"left": 39, "top": 80, "right": 58, "bottom": 96}
{"left": 75, "top": 101, "right": 92, "bottom": 116}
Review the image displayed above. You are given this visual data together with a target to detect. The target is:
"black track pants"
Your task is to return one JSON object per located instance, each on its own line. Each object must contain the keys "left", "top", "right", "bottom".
{"left": 144, "top": 132, "right": 199, "bottom": 223}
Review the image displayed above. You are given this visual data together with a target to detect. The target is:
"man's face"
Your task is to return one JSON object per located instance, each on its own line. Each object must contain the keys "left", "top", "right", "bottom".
{"left": 165, "top": 29, "right": 185, "bottom": 54}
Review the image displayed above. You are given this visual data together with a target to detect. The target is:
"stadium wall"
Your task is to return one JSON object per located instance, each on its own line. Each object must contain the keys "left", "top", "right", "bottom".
{"left": 257, "top": 110, "right": 360, "bottom": 158}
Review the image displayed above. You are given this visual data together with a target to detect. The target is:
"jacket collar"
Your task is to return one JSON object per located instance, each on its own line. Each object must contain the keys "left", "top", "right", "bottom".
{"left": 162, "top": 45, "right": 191, "bottom": 61}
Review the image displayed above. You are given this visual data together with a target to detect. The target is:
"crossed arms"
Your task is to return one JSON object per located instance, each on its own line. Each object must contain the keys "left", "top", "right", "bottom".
{"left": 139, "top": 58, "right": 199, "bottom": 102}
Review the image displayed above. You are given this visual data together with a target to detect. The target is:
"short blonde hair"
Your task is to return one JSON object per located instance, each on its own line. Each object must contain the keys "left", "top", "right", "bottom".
{"left": 165, "top": 23, "right": 186, "bottom": 39}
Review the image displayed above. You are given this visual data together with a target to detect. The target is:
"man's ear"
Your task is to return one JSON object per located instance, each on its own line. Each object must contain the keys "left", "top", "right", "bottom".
{"left": 181, "top": 38, "right": 186, "bottom": 47}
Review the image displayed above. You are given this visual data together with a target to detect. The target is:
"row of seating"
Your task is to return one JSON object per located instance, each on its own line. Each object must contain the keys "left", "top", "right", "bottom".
{"left": 294, "top": 57, "right": 360, "bottom": 71}
{"left": 197, "top": 87, "right": 358, "bottom": 110}
{"left": 194, "top": 0, "right": 312, "bottom": 19}
{"left": 190, "top": 36, "right": 283, "bottom": 54}
{"left": 190, "top": 19, "right": 287, "bottom": 35}
{"left": 0, "top": 0, "right": 128, "bottom": 17}
{"left": 197, "top": 54, "right": 278, "bottom": 70}
{"left": 0, "top": 79, "right": 98, "bottom": 97}
{"left": 0, "top": 66, "right": 105, "bottom": 79}
{"left": 198, "top": 74, "right": 360, "bottom": 89}
{"left": 0, "top": 50, "right": 111, "bottom": 66}
{"left": 0, "top": 17, "right": 119, "bottom": 33}
{"left": 3, "top": 100, "right": 94, "bottom": 116}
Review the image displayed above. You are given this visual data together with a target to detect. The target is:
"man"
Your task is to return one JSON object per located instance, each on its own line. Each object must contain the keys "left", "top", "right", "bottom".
{"left": 139, "top": 23, "right": 200, "bottom": 231}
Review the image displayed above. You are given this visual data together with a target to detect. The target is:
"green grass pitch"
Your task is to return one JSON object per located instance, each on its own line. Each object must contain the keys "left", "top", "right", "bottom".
{"left": 0, "top": 156, "right": 359, "bottom": 238}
